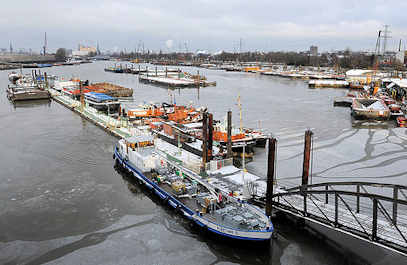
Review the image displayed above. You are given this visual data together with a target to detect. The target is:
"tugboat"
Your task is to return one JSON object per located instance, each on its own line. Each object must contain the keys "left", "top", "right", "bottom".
{"left": 113, "top": 135, "right": 273, "bottom": 242}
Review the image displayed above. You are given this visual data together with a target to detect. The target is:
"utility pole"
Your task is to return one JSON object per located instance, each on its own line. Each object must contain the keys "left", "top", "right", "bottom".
{"left": 382, "top": 25, "right": 391, "bottom": 56}
{"left": 238, "top": 38, "right": 242, "bottom": 63}
{"left": 184, "top": 42, "right": 188, "bottom": 53}
{"left": 97, "top": 41, "right": 100, "bottom": 55}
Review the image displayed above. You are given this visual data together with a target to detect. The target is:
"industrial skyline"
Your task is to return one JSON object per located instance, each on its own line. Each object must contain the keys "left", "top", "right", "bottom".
{"left": 1, "top": 0, "right": 407, "bottom": 53}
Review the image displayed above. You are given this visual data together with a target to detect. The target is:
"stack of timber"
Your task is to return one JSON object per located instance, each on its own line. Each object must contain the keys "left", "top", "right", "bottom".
{"left": 87, "top": 82, "right": 133, "bottom": 97}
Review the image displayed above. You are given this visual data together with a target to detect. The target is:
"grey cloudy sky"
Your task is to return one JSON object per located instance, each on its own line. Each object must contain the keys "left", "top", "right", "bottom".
{"left": 2, "top": 0, "right": 407, "bottom": 53}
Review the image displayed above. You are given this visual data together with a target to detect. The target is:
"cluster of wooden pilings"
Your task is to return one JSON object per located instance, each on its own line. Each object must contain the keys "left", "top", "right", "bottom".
{"left": 265, "top": 129, "right": 313, "bottom": 217}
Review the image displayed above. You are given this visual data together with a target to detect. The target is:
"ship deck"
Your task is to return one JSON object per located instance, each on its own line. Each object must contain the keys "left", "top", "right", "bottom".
{"left": 143, "top": 172, "right": 202, "bottom": 213}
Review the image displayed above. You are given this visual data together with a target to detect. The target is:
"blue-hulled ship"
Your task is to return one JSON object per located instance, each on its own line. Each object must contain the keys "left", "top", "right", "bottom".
{"left": 113, "top": 135, "right": 273, "bottom": 242}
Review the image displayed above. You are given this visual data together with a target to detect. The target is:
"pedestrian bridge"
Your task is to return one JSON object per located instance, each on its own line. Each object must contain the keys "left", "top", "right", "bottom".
{"left": 255, "top": 182, "right": 407, "bottom": 256}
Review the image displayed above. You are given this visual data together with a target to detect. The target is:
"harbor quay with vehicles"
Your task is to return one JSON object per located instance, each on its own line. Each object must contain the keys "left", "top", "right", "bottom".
{"left": 2, "top": 61, "right": 407, "bottom": 265}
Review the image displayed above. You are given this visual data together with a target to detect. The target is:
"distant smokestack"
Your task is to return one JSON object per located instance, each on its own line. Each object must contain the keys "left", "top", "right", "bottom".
{"left": 43, "top": 32, "right": 47, "bottom": 55}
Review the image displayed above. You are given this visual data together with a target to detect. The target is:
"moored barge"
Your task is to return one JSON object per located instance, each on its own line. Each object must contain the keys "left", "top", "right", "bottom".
{"left": 351, "top": 98, "right": 390, "bottom": 120}
{"left": 113, "top": 135, "right": 273, "bottom": 242}
{"left": 7, "top": 84, "right": 50, "bottom": 101}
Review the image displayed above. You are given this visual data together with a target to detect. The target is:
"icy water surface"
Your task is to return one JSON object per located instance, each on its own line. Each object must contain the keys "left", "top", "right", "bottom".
{"left": 0, "top": 62, "right": 406, "bottom": 264}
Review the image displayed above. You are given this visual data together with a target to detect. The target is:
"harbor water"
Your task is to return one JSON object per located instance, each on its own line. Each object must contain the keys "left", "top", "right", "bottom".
{"left": 1, "top": 62, "right": 406, "bottom": 264}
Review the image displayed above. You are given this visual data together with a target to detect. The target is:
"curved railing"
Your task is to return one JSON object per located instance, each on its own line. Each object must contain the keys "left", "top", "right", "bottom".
{"left": 266, "top": 182, "right": 407, "bottom": 255}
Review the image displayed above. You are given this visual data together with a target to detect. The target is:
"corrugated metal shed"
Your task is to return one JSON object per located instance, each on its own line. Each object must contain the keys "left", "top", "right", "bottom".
{"left": 85, "top": 92, "right": 116, "bottom": 102}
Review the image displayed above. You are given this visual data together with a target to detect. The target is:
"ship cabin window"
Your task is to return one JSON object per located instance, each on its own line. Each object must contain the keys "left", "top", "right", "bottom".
{"left": 125, "top": 140, "right": 154, "bottom": 150}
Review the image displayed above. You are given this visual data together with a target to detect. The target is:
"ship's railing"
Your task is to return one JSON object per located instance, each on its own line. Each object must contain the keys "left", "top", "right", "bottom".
{"left": 155, "top": 148, "right": 202, "bottom": 175}
{"left": 205, "top": 158, "right": 233, "bottom": 172}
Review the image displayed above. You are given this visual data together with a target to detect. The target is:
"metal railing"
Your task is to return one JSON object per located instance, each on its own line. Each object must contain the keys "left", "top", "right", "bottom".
{"left": 268, "top": 182, "right": 407, "bottom": 255}
{"left": 205, "top": 158, "right": 233, "bottom": 172}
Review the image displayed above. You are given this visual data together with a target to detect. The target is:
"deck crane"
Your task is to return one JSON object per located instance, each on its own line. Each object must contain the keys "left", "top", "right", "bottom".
{"left": 371, "top": 30, "right": 382, "bottom": 95}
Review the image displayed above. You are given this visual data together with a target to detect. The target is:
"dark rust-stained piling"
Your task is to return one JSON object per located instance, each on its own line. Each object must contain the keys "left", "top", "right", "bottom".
{"left": 227, "top": 110, "right": 232, "bottom": 158}
{"left": 79, "top": 81, "right": 84, "bottom": 111}
{"left": 208, "top": 113, "right": 213, "bottom": 161}
{"left": 197, "top": 70, "right": 200, "bottom": 89}
{"left": 302, "top": 130, "right": 313, "bottom": 187}
{"left": 202, "top": 111, "right": 208, "bottom": 168}
{"left": 44, "top": 72, "right": 48, "bottom": 88}
{"left": 266, "top": 137, "right": 277, "bottom": 217}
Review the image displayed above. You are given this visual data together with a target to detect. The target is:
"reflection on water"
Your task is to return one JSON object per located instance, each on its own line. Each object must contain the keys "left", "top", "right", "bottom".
{"left": 24, "top": 218, "right": 154, "bottom": 265}
{"left": 12, "top": 98, "right": 51, "bottom": 109}
{"left": 351, "top": 119, "right": 394, "bottom": 129}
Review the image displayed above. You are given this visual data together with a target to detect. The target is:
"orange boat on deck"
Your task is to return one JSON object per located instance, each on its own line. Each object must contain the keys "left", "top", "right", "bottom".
{"left": 121, "top": 103, "right": 202, "bottom": 123}
{"left": 213, "top": 130, "right": 245, "bottom": 142}
{"left": 144, "top": 118, "right": 164, "bottom": 130}
{"left": 167, "top": 105, "right": 201, "bottom": 123}
{"left": 126, "top": 106, "right": 165, "bottom": 119}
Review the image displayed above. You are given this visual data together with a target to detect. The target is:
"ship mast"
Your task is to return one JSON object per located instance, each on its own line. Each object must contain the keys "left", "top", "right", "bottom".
{"left": 237, "top": 93, "right": 243, "bottom": 133}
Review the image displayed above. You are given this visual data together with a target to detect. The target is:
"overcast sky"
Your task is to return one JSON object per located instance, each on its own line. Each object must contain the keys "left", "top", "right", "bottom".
{"left": 2, "top": 0, "right": 407, "bottom": 53}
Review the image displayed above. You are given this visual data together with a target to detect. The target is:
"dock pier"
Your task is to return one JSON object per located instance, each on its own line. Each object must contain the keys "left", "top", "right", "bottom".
{"left": 49, "top": 89, "right": 132, "bottom": 139}
{"left": 139, "top": 72, "right": 216, "bottom": 88}
{"left": 309, "top": 80, "right": 349, "bottom": 88}
{"left": 254, "top": 130, "right": 407, "bottom": 257}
